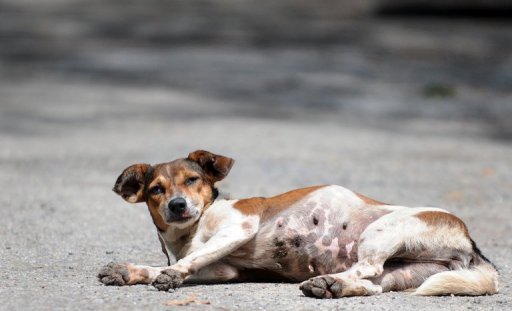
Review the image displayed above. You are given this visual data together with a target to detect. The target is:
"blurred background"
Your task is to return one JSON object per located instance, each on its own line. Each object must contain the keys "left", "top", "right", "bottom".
{"left": 1, "top": 1, "right": 512, "bottom": 309}
{"left": 1, "top": 0, "right": 512, "bottom": 140}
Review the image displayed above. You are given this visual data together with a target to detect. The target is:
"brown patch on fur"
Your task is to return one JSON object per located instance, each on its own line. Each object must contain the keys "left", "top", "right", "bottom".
{"left": 187, "top": 150, "right": 234, "bottom": 183}
{"left": 234, "top": 185, "right": 326, "bottom": 219}
{"left": 145, "top": 168, "right": 171, "bottom": 232}
{"left": 415, "top": 211, "right": 470, "bottom": 237}
{"left": 147, "top": 202, "right": 170, "bottom": 232}
{"left": 355, "top": 192, "right": 387, "bottom": 205}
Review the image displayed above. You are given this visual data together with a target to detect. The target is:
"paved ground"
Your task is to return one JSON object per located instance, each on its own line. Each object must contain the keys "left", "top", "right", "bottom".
{"left": 1, "top": 1, "right": 512, "bottom": 310}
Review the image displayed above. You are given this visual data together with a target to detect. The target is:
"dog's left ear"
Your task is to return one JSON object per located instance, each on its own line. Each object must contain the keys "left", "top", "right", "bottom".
{"left": 187, "top": 150, "right": 234, "bottom": 183}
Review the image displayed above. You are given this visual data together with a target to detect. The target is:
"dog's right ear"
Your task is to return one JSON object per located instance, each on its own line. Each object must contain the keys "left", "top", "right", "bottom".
{"left": 113, "top": 164, "right": 151, "bottom": 203}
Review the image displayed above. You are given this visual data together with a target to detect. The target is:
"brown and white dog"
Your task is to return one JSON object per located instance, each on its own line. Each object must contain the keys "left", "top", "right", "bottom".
{"left": 98, "top": 150, "right": 499, "bottom": 298}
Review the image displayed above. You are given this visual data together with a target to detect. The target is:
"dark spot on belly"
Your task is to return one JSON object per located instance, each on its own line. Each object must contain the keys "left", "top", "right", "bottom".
{"left": 274, "top": 238, "right": 285, "bottom": 247}
{"left": 376, "top": 228, "right": 383, "bottom": 232}
{"left": 273, "top": 238, "right": 288, "bottom": 258}
{"left": 307, "top": 209, "right": 326, "bottom": 230}
{"left": 289, "top": 235, "right": 302, "bottom": 248}
{"left": 342, "top": 222, "right": 348, "bottom": 230}
{"left": 273, "top": 248, "right": 288, "bottom": 258}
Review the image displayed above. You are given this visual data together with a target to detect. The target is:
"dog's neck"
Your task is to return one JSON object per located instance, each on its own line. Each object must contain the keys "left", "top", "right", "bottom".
{"left": 161, "top": 221, "right": 199, "bottom": 261}
{"left": 160, "top": 194, "right": 232, "bottom": 261}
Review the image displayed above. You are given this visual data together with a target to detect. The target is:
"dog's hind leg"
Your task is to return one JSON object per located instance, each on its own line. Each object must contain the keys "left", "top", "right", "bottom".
{"left": 371, "top": 261, "right": 449, "bottom": 292}
{"left": 299, "top": 261, "right": 449, "bottom": 297}
{"left": 300, "top": 208, "right": 475, "bottom": 298}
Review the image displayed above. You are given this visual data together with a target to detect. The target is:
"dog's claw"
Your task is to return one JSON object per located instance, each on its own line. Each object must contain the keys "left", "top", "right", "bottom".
{"left": 152, "top": 269, "right": 184, "bottom": 292}
{"left": 98, "top": 262, "right": 130, "bottom": 286}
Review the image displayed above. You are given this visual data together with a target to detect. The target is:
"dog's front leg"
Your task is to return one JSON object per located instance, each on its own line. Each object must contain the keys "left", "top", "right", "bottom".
{"left": 98, "top": 263, "right": 167, "bottom": 286}
{"left": 188, "top": 262, "right": 239, "bottom": 283}
{"left": 153, "top": 216, "right": 259, "bottom": 291}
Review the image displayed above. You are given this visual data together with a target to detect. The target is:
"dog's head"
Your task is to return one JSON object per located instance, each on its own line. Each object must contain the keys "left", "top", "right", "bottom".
{"left": 113, "top": 150, "right": 234, "bottom": 231}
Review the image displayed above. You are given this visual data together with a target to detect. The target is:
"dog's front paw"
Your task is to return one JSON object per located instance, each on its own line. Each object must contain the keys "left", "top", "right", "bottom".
{"left": 98, "top": 262, "right": 130, "bottom": 286}
{"left": 152, "top": 269, "right": 184, "bottom": 292}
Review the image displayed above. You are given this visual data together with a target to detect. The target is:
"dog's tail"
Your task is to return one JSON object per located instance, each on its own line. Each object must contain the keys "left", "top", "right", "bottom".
{"left": 414, "top": 241, "right": 498, "bottom": 296}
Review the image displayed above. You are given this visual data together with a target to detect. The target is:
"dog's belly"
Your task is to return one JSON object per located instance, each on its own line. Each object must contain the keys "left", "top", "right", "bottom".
{"left": 225, "top": 186, "right": 396, "bottom": 281}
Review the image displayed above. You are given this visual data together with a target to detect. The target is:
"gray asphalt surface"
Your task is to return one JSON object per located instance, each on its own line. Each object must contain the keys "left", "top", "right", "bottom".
{"left": 1, "top": 1, "right": 512, "bottom": 310}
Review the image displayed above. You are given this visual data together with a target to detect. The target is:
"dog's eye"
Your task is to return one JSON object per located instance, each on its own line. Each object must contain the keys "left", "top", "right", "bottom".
{"left": 149, "top": 185, "right": 164, "bottom": 195}
{"left": 185, "top": 176, "right": 199, "bottom": 186}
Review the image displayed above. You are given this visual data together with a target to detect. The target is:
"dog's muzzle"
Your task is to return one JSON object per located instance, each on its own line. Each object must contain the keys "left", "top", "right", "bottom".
{"left": 168, "top": 197, "right": 192, "bottom": 220}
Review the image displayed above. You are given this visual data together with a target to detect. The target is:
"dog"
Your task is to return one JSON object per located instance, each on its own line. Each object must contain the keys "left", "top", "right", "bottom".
{"left": 98, "top": 150, "right": 498, "bottom": 298}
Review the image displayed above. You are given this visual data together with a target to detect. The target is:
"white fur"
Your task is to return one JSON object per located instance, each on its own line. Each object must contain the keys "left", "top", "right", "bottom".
{"left": 414, "top": 264, "right": 499, "bottom": 296}
{"left": 171, "top": 199, "right": 260, "bottom": 275}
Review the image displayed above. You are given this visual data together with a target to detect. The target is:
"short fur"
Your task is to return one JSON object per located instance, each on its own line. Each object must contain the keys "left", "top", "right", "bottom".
{"left": 98, "top": 150, "right": 498, "bottom": 298}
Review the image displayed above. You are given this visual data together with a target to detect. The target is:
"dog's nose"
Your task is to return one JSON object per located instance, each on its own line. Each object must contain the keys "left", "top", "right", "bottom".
{"left": 168, "top": 197, "right": 187, "bottom": 215}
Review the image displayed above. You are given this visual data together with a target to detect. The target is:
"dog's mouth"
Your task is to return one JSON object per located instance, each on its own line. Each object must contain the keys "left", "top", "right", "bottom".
{"left": 177, "top": 210, "right": 193, "bottom": 220}
{"left": 167, "top": 209, "right": 197, "bottom": 223}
